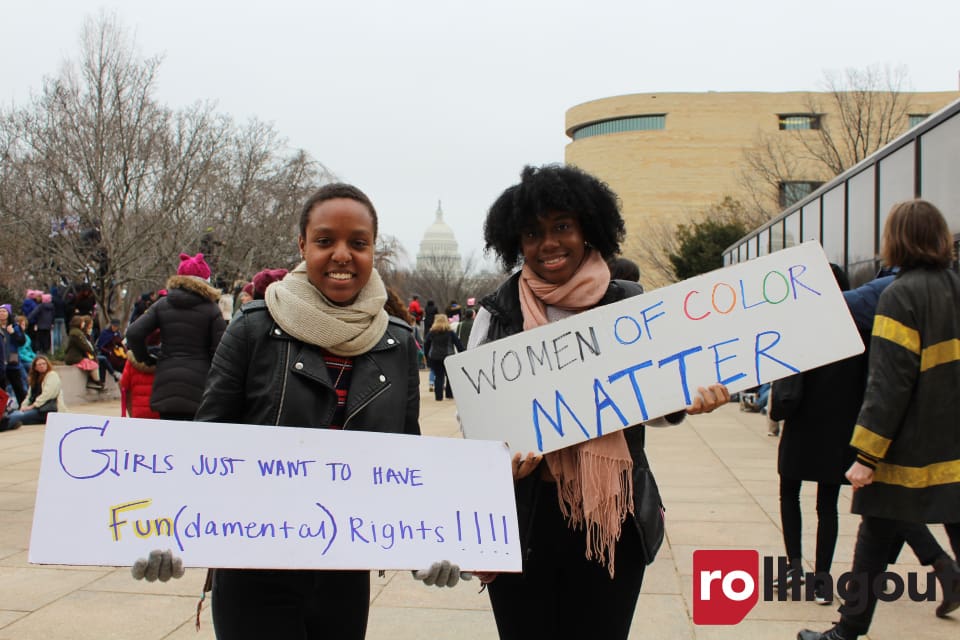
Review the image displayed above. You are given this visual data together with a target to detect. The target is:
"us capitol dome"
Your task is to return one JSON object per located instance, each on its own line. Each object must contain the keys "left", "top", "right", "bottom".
{"left": 415, "top": 201, "right": 462, "bottom": 274}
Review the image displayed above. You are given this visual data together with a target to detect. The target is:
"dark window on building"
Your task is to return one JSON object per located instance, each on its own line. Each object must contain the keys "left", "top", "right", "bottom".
{"left": 779, "top": 181, "right": 823, "bottom": 208}
{"left": 909, "top": 114, "right": 930, "bottom": 128}
{"left": 778, "top": 114, "right": 821, "bottom": 130}
{"left": 571, "top": 115, "right": 666, "bottom": 140}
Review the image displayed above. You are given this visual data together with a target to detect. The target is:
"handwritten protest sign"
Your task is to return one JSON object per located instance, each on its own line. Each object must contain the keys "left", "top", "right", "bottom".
{"left": 30, "top": 414, "right": 521, "bottom": 572}
{"left": 448, "top": 242, "right": 864, "bottom": 455}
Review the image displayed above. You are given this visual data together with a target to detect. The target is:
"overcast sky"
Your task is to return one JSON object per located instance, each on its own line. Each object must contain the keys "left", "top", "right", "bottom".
{"left": 3, "top": 0, "right": 958, "bottom": 266}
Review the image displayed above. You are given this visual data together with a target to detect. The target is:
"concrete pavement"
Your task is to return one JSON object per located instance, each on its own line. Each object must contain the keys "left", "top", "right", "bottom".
{"left": 0, "top": 371, "right": 955, "bottom": 639}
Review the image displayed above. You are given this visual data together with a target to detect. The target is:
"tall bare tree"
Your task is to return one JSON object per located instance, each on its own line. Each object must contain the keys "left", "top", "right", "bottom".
{"left": 740, "top": 65, "right": 913, "bottom": 217}
{"left": 193, "top": 121, "right": 334, "bottom": 291}
{"left": 404, "top": 252, "right": 501, "bottom": 314}
{"left": 0, "top": 14, "right": 333, "bottom": 324}
{"left": 0, "top": 14, "right": 227, "bottom": 323}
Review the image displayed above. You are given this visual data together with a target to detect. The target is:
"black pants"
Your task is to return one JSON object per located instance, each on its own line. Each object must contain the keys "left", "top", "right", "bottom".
{"left": 887, "top": 522, "right": 950, "bottom": 565}
{"left": 5, "top": 364, "right": 26, "bottom": 405}
{"left": 779, "top": 477, "right": 841, "bottom": 574}
{"left": 34, "top": 329, "right": 51, "bottom": 354}
{"left": 487, "top": 482, "right": 646, "bottom": 640}
{"left": 212, "top": 568, "right": 369, "bottom": 640}
{"left": 428, "top": 358, "right": 452, "bottom": 401}
{"left": 840, "top": 517, "right": 960, "bottom": 635}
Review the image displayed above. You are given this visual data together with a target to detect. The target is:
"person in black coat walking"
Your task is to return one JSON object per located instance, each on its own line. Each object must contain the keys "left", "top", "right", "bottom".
{"left": 423, "top": 313, "right": 463, "bottom": 401}
{"left": 771, "top": 265, "right": 862, "bottom": 604}
{"left": 126, "top": 253, "right": 226, "bottom": 420}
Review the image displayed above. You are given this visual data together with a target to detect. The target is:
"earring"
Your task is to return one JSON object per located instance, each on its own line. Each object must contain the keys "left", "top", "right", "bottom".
{"left": 584, "top": 241, "right": 592, "bottom": 248}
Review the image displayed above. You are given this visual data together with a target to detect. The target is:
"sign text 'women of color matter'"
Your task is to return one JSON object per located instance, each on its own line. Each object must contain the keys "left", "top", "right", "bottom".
{"left": 448, "top": 242, "right": 864, "bottom": 455}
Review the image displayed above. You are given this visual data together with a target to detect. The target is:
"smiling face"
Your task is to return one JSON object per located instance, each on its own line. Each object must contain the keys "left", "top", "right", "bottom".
{"left": 520, "top": 210, "right": 587, "bottom": 285}
{"left": 298, "top": 197, "right": 376, "bottom": 306}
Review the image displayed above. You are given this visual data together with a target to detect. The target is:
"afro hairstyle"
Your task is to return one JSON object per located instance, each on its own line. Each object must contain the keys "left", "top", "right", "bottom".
{"left": 483, "top": 164, "right": 625, "bottom": 271}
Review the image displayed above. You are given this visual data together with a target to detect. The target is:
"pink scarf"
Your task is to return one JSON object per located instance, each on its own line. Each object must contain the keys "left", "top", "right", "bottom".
{"left": 518, "top": 250, "right": 634, "bottom": 577}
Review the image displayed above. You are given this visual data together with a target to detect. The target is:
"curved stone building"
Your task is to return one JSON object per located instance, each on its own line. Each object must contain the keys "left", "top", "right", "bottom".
{"left": 565, "top": 91, "right": 959, "bottom": 286}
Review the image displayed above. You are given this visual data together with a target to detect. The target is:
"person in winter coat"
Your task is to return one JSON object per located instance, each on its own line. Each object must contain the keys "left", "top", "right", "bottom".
{"left": 50, "top": 287, "right": 67, "bottom": 352}
{"left": 27, "top": 293, "right": 55, "bottom": 354}
{"left": 20, "top": 290, "right": 41, "bottom": 344}
{"left": 422, "top": 299, "right": 440, "bottom": 390}
{"left": 96, "top": 318, "right": 125, "bottom": 383}
{"left": 840, "top": 267, "right": 960, "bottom": 617}
{"left": 471, "top": 165, "right": 729, "bottom": 640}
{"left": 0, "top": 355, "right": 64, "bottom": 431}
{"left": 771, "top": 264, "right": 865, "bottom": 605}
{"left": 126, "top": 253, "right": 226, "bottom": 420}
{"left": 444, "top": 300, "right": 462, "bottom": 321}
{"left": 423, "top": 313, "right": 464, "bottom": 401}
{"left": 119, "top": 349, "right": 160, "bottom": 419}
{"left": 0, "top": 304, "right": 28, "bottom": 403}
{"left": 15, "top": 315, "right": 36, "bottom": 393}
{"left": 423, "top": 300, "right": 438, "bottom": 337}
{"left": 130, "top": 183, "right": 466, "bottom": 638}
{"left": 800, "top": 199, "right": 960, "bottom": 640}
{"left": 456, "top": 307, "right": 475, "bottom": 348}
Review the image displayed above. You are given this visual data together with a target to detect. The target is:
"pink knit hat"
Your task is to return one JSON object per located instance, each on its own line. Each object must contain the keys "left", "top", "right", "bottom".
{"left": 177, "top": 253, "right": 211, "bottom": 280}
{"left": 41, "top": 293, "right": 52, "bottom": 303}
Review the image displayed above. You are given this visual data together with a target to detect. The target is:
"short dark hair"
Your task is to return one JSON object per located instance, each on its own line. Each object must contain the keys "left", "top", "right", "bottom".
{"left": 483, "top": 164, "right": 626, "bottom": 270}
{"left": 608, "top": 257, "right": 640, "bottom": 283}
{"left": 880, "top": 200, "right": 953, "bottom": 270}
{"left": 299, "top": 183, "right": 378, "bottom": 240}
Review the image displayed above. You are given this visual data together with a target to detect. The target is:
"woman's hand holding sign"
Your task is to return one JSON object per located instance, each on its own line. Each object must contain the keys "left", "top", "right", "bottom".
{"left": 511, "top": 451, "right": 542, "bottom": 481}
{"left": 685, "top": 384, "right": 730, "bottom": 415}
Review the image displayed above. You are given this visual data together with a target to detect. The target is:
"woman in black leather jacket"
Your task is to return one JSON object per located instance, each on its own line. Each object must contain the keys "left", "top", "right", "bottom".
{"left": 472, "top": 165, "right": 728, "bottom": 640}
{"left": 134, "top": 184, "right": 465, "bottom": 639}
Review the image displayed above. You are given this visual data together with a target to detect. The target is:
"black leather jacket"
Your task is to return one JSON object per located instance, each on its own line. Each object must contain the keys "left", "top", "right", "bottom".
{"left": 479, "top": 272, "right": 682, "bottom": 565}
{"left": 196, "top": 301, "right": 420, "bottom": 436}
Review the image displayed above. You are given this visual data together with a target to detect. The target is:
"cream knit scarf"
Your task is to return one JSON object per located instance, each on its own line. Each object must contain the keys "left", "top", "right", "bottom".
{"left": 519, "top": 249, "right": 634, "bottom": 578}
{"left": 265, "top": 262, "right": 389, "bottom": 356}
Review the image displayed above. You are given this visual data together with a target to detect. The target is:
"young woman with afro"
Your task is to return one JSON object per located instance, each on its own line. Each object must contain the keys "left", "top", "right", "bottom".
{"left": 469, "top": 164, "right": 729, "bottom": 639}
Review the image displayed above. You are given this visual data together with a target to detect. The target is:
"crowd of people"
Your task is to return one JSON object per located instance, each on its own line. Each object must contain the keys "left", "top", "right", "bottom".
{"left": 1, "top": 163, "right": 956, "bottom": 639}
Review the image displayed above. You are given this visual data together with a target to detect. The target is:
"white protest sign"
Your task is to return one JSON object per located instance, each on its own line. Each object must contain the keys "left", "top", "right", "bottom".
{"left": 448, "top": 242, "right": 863, "bottom": 455}
{"left": 30, "top": 414, "right": 521, "bottom": 572}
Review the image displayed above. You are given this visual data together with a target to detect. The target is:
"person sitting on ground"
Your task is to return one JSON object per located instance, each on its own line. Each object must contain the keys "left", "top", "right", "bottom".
{"left": 0, "top": 355, "right": 64, "bottom": 431}
{"left": 96, "top": 317, "right": 125, "bottom": 383}
{"left": 64, "top": 315, "right": 104, "bottom": 390}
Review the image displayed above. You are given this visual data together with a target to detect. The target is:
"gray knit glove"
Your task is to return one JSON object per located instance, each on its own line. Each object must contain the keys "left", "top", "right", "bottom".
{"left": 131, "top": 549, "right": 185, "bottom": 582}
{"left": 413, "top": 560, "right": 473, "bottom": 588}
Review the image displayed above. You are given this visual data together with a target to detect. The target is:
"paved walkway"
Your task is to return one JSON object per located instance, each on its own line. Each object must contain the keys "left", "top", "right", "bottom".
{"left": 0, "top": 372, "right": 955, "bottom": 639}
